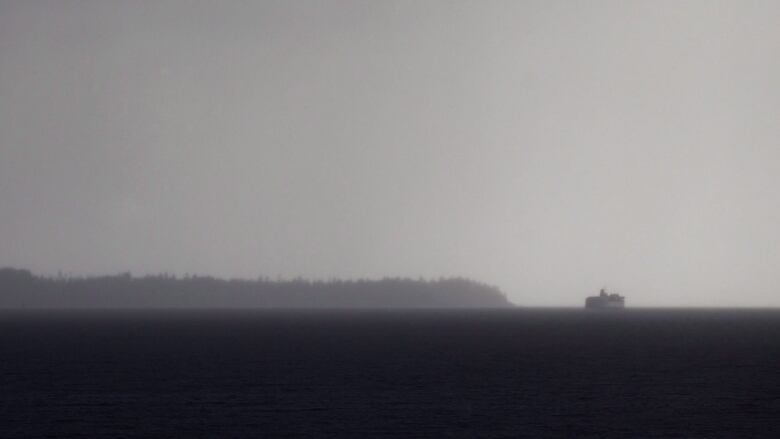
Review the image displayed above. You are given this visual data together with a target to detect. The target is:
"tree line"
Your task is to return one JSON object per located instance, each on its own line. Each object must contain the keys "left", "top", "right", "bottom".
{"left": 0, "top": 267, "right": 512, "bottom": 309}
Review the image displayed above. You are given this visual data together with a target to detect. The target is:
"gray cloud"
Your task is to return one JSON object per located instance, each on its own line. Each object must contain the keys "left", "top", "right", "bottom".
{"left": 1, "top": 0, "right": 779, "bottom": 306}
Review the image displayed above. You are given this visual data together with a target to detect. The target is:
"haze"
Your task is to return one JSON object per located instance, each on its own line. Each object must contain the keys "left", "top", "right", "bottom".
{"left": 1, "top": 1, "right": 779, "bottom": 306}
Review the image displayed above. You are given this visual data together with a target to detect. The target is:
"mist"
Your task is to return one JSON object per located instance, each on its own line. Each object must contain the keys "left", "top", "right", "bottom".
{"left": 1, "top": 1, "right": 779, "bottom": 306}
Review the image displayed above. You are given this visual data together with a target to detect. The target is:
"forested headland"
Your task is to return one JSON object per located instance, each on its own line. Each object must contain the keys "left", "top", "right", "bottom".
{"left": 0, "top": 268, "right": 513, "bottom": 309}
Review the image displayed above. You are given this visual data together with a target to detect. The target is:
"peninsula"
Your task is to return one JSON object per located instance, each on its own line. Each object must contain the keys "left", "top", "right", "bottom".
{"left": 0, "top": 268, "right": 513, "bottom": 309}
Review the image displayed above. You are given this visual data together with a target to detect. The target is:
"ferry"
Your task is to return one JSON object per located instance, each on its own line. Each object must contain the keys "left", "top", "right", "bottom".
{"left": 585, "top": 288, "right": 625, "bottom": 309}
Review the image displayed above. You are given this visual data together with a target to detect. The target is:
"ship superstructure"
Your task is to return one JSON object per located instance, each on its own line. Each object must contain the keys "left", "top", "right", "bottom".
{"left": 585, "top": 288, "right": 625, "bottom": 309}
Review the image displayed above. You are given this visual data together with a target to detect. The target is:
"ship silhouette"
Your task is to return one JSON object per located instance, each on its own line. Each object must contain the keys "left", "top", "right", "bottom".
{"left": 585, "top": 288, "right": 625, "bottom": 309}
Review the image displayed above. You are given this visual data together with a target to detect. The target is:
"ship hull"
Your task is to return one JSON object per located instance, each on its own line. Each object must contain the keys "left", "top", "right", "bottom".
{"left": 585, "top": 297, "right": 625, "bottom": 309}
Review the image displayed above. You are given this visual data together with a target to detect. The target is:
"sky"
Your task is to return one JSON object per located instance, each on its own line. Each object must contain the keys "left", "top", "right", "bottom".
{"left": 1, "top": 0, "right": 779, "bottom": 306}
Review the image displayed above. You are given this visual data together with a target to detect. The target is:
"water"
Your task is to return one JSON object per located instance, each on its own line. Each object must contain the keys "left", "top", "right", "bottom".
{"left": 1, "top": 309, "right": 779, "bottom": 438}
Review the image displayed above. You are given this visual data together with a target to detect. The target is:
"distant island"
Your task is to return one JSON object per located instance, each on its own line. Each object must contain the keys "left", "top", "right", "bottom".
{"left": 0, "top": 268, "right": 513, "bottom": 309}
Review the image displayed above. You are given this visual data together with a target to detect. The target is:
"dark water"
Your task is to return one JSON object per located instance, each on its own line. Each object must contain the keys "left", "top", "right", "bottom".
{"left": 1, "top": 309, "right": 779, "bottom": 438}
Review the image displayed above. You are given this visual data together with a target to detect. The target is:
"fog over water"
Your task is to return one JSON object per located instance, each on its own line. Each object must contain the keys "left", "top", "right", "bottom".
{"left": 1, "top": 1, "right": 779, "bottom": 306}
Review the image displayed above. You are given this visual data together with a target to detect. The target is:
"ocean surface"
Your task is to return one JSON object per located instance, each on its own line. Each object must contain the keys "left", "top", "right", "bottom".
{"left": 1, "top": 309, "right": 779, "bottom": 438}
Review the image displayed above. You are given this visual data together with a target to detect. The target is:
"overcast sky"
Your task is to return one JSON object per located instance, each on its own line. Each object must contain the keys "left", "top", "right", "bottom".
{"left": 1, "top": 1, "right": 779, "bottom": 306}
